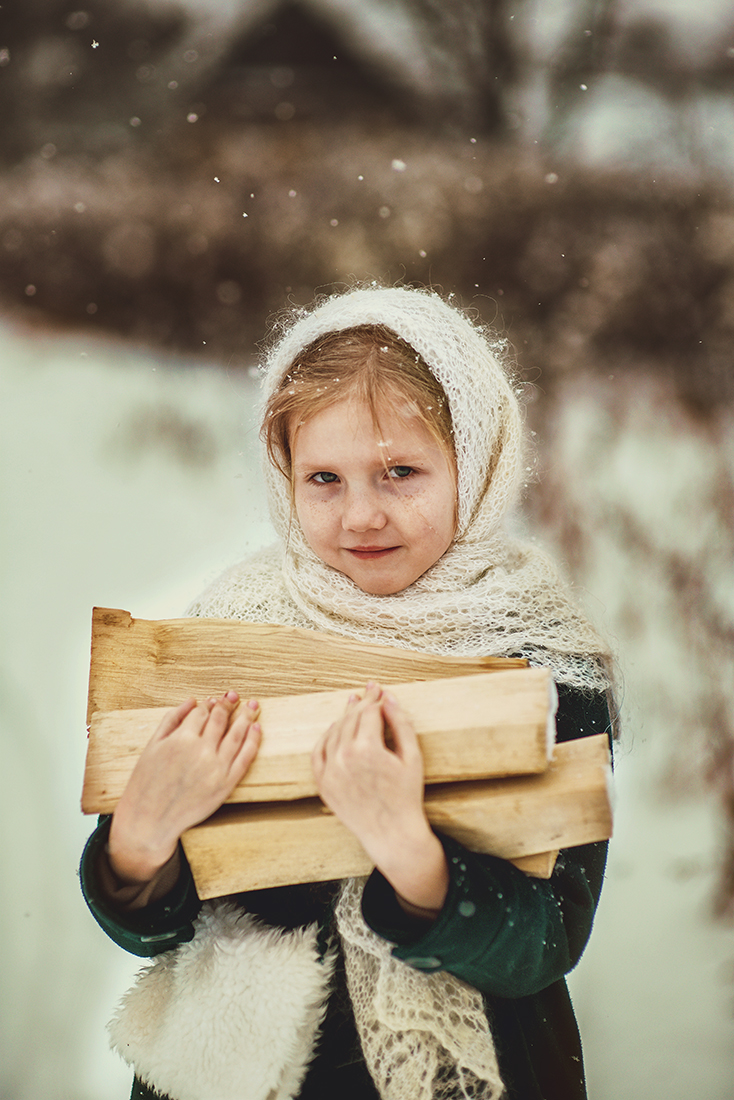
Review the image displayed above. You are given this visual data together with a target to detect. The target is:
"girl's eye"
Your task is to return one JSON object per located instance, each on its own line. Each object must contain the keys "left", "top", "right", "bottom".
{"left": 312, "top": 471, "right": 339, "bottom": 484}
{"left": 388, "top": 466, "right": 414, "bottom": 480}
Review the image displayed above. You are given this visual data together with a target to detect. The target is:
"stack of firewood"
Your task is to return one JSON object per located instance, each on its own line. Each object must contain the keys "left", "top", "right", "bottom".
{"left": 82, "top": 608, "right": 613, "bottom": 899}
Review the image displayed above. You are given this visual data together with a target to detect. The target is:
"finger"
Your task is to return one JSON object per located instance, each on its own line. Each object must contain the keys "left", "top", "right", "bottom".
{"left": 175, "top": 697, "right": 219, "bottom": 739}
{"left": 346, "top": 682, "right": 386, "bottom": 742}
{"left": 218, "top": 702, "right": 260, "bottom": 765}
{"left": 382, "top": 693, "right": 421, "bottom": 760}
{"left": 351, "top": 698, "right": 387, "bottom": 747}
{"left": 200, "top": 691, "right": 242, "bottom": 743}
{"left": 340, "top": 681, "right": 380, "bottom": 731}
{"left": 152, "top": 698, "right": 198, "bottom": 741}
{"left": 340, "top": 682, "right": 378, "bottom": 714}
{"left": 230, "top": 721, "right": 262, "bottom": 783}
{"left": 224, "top": 697, "right": 260, "bottom": 734}
{"left": 327, "top": 699, "right": 361, "bottom": 749}
{"left": 312, "top": 721, "right": 337, "bottom": 777}
{"left": 351, "top": 681, "right": 383, "bottom": 719}
{"left": 316, "top": 682, "right": 381, "bottom": 765}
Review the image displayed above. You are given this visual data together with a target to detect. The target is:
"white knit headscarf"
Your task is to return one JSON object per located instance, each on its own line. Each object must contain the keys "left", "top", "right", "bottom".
{"left": 191, "top": 284, "right": 612, "bottom": 691}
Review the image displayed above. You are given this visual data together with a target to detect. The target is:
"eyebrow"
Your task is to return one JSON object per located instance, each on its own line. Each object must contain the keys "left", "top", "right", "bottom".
{"left": 293, "top": 447, "right": 430, "bottom": 469}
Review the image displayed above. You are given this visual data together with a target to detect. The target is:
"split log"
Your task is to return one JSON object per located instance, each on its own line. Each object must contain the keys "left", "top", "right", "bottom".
{"left": 86, "top": 607, "right": 527, "bottom": 720}
{"left": 181, "top": 734, "right": 612, "bottom": 898}
{"left": 82, "top": 668, "right": 556, "bottom": 813}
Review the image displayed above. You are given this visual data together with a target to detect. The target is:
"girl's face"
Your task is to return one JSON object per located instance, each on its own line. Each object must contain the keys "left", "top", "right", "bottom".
{"left": 291, "top": 396, "right": 457, "bottom": 595}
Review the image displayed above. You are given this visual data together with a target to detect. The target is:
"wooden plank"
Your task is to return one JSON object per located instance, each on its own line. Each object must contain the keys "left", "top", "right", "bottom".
{"left": 82, "top": 668, "right": 555, "bottom": 813}
{"left": 181, "top": 734, "right": 612, "bottom": 899}
{"left": 87, "top": 608, "right": 528, "bottom": 722}
{"left": 511, "top": 851, "right": 559, "bottom": 877}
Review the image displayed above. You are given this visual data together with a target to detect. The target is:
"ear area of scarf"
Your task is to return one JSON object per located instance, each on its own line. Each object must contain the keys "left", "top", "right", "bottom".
{"left": 108, "top": 900, "right": 336, "bottom": 1100}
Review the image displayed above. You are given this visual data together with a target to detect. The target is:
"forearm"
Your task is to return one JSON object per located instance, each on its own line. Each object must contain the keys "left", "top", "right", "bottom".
{"left": 106, "top": 798, "right": 181, "bottom": 895}
{"left": 373, "top": 820, "right": 449, "bottom": 917}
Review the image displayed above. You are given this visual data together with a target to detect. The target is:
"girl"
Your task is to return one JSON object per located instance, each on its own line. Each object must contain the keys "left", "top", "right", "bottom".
{"left": 81, "top": 285, "right": 615, "bottom": 1100}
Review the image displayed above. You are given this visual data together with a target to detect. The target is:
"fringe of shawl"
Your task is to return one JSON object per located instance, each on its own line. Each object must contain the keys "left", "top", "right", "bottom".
{"left": 335, "top": 880, "right": 504, "bottom": 1100}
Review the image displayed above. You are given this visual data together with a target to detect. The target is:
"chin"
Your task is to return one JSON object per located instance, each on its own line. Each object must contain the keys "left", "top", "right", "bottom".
{"left": 347, "top": 572, "right": 413, "bottom": 596}
{"left": 359, "top": 583, "right": 403, "bottom": 596}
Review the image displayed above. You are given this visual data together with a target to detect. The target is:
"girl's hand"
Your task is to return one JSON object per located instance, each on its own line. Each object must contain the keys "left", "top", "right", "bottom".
{"left": 312, "top": 683, "right": 448, "bottom": 915}
{"left": 108, "top": 692, "right": 261, "bottom": 886}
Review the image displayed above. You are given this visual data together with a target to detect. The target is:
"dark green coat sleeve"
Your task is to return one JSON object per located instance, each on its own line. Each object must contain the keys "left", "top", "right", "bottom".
{"left": 361, "top": 686, "right": 612, "bottom": 1000}
{"left": 79, "top": 816, "right": 202, "bottom": 957}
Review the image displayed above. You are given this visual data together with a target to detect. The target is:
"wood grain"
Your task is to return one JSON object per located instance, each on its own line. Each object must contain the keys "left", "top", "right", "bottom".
{"left": 82, "top": 668, "right": 554, "bottom": 813}
{"left": 86, "top": 607, "right": 528, "bottom": 721}
{"left": 181, "top": 734, "right": 612, "bottom": 897}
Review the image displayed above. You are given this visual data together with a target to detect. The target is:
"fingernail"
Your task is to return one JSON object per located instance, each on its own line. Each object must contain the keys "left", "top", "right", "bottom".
{"left": 348, "top": 692, "right": 359, "bottom": 704}
{"left": 247, "top": 698, "right": 259, "bottom": 710}
{"left": 226, "top": 690, "right": 239, "bottom": 702}
{"left": 251, "top": 722, "right": 261, "bottom": 734}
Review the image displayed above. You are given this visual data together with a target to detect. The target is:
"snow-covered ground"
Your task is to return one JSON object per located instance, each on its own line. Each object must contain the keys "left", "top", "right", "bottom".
{"left": 1, "top": 319, "right": 733, "bottom": 1100}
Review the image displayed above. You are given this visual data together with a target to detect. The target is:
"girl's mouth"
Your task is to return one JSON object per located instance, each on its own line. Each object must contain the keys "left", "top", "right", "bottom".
{"left": 346, "top": 546, "right": 399, "bottom": 560}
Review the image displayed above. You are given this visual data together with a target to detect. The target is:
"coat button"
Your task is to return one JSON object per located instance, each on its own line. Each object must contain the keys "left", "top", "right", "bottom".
{"left": 403, "top": 955, "right": 442, "bottom": 970}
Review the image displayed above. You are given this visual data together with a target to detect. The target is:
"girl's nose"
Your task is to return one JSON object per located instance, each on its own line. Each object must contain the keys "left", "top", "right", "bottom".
{"left": 341, "top": 488, "right": 387, "bottom": 531}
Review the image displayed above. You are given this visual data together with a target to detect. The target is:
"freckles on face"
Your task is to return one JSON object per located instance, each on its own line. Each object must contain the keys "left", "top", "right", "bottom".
{"left": 290, "top": 397, "right": 457, "bottom": 595}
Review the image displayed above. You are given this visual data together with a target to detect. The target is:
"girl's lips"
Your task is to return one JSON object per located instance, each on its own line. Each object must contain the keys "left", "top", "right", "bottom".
{"left": 345, "top": 546, "right": 399, "bottom": 560}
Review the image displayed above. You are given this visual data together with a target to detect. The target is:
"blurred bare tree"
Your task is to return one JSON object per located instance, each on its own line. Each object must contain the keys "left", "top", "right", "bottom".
{"left": 0, "top": 1, "right": 731, "bottom": 402}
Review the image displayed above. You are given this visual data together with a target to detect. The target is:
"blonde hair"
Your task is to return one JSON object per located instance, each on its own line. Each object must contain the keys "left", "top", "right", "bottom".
{"left": 262, "top": 324, "right": 455, "bottom": 480}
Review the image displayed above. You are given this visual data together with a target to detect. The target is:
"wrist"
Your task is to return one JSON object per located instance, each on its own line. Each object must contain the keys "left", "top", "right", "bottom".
{"left": 393, "top": 892, "right": 443, "bottom": 922}
{"left": 373, "top": 822, "right": 449, "bottom": 914}
{"left": 108, "top": 816, "right": 178, "bottom": 886}
{"left": 98, "top": 841, "right": 182, "bottom": 912}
